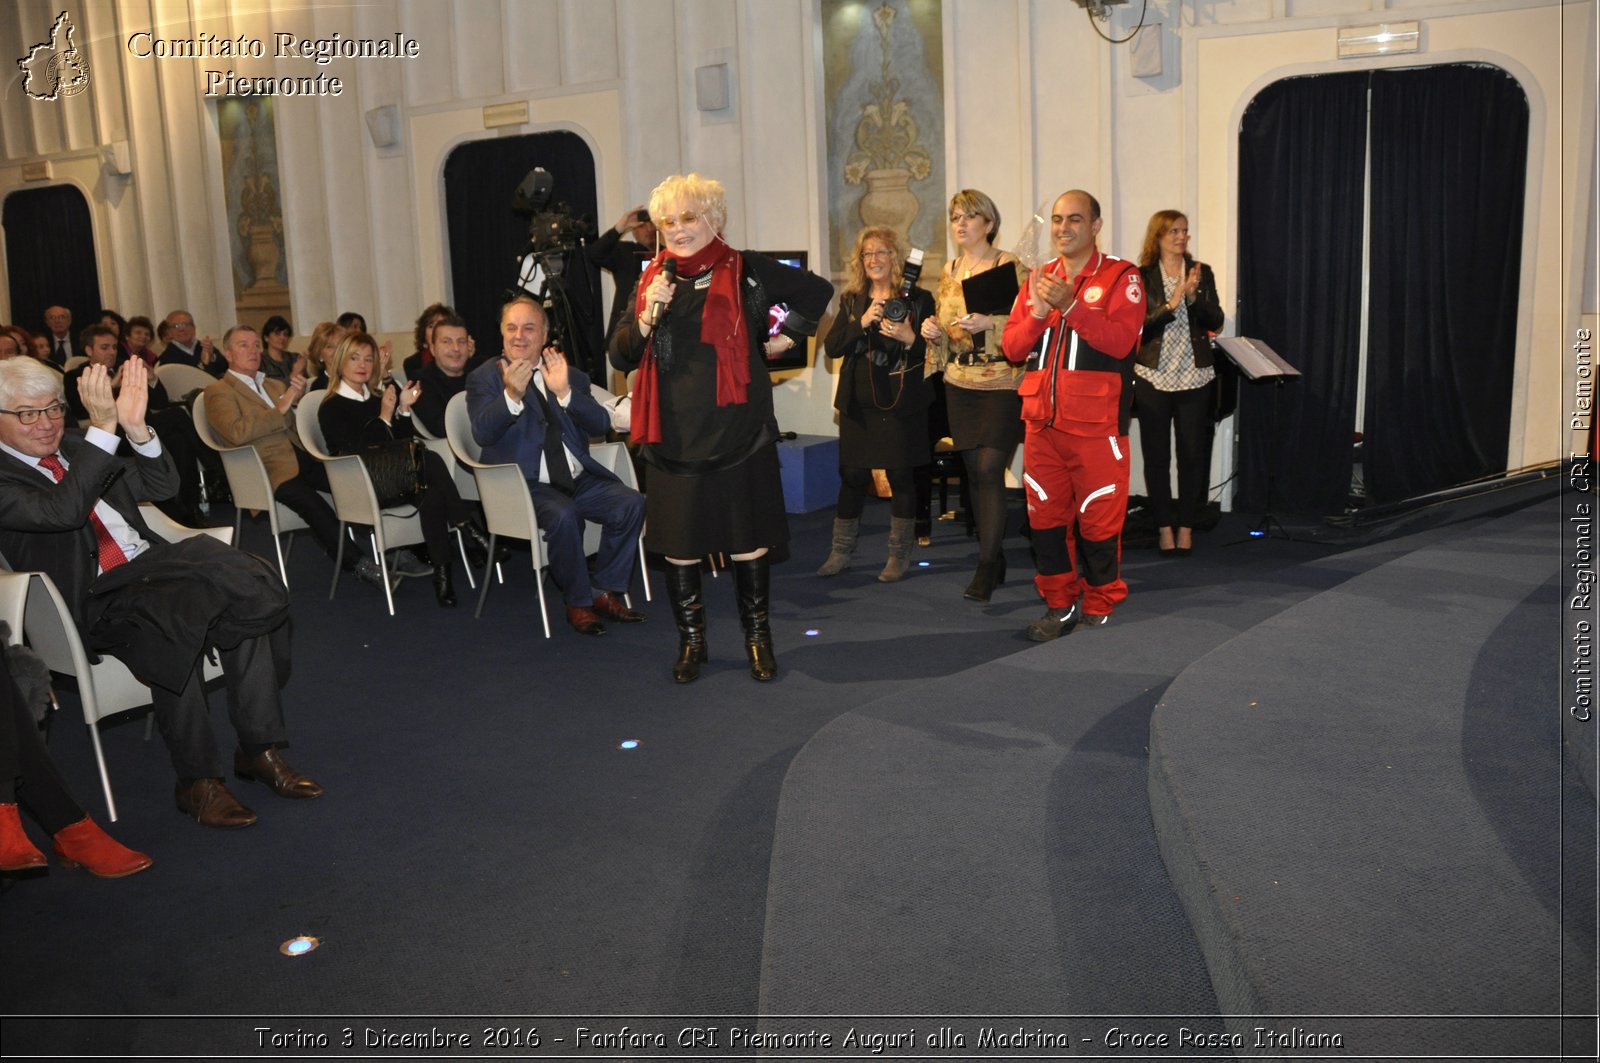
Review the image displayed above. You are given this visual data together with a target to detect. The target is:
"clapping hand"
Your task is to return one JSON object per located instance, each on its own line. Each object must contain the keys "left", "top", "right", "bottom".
{"left": 539, "top": 348, "right": 570, "bottom": 400}
{"left": 1029, "top": 267, "right": 1070, "bottom": 317}
{"left": 114, "top": 357, "right": 151, "bottom": 439}
{"left": 397, "top": 378, "right": 422, "bottom": 412}
{"left": 502, "top": 356, "right": 536, "bottom": 403}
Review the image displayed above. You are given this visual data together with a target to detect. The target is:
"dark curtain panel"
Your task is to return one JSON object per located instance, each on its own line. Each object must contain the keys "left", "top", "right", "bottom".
{"left": 1235, "top": 72, "right": 1369, "bottom": 515}
{"left": 1364, "top": 64, "right": 1528, "bottom": 503}
{"left": 442, "top": 132, "right": 602, "bottom": 378}
{"left": 3, "top": 185, "right": 102, "bottom": 338}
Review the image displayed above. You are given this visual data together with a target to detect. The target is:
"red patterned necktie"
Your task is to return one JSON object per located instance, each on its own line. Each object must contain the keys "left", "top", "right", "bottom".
{"left": 38, "top": 453, "right": 129, "bottom": 572}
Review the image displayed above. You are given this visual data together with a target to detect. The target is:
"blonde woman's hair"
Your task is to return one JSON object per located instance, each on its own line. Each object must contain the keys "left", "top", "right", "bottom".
{"left": 326, "top": 332, "right": 379, "bottom": 391}
{"left": 648, "top": 173, "right": 728, "bottom": 235}
{"left": 843, "top": 226, "right": 907, "bottom": 298}
{"left": 948, "top": 189, "right": 1001, "bottom": 246}
{"left": 305, "top": 321, "right": 342, "bottom": 376}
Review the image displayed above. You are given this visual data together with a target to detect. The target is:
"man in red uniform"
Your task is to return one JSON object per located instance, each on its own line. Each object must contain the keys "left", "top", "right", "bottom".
{"left": 1002, "top": 190, "right": 1144, "bottom": 640}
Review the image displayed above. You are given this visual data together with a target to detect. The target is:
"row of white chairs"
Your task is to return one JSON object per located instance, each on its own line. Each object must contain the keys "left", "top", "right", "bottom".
{"left": 188, "top": 385, "right": 650, "bottom": 629}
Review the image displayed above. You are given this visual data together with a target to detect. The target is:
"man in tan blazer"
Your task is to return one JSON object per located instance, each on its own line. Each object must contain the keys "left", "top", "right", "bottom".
{"left": 203, "top": 325, "right": 383, "bottom": 585}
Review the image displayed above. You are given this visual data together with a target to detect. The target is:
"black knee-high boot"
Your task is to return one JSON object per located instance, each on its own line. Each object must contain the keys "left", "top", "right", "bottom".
{"left": 732, "top": 555, "right": 776, "bottom": 682}
{"left": 666, "top": 563, "right": 707, "bottom": 683}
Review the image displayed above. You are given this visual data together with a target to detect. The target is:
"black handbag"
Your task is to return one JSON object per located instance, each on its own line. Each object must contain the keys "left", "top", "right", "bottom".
{"left": 359, "top": 437, "right": 428, "bottom": 508}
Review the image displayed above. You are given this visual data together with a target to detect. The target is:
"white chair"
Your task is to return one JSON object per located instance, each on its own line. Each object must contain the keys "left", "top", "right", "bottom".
{"left": 5, "top": 510, "right": 231, "bottom": 821}
{"left": 154, "top": 362, "right": 218, "bottom": 402}
{"left": 444, "top": 393, "right": 552, "bottom": 630}
{"left": 294, "top": 391, "right": 471, "bottom": 616}
{"left": 588, "top": 441, "right": 651, "bottom": 602}
{"left": 443, "top": 393, "right": 647, "bottom": 630}
{"left": 191, "top": 391, "right": 309, "bottom": 586}
{"left": 61, "top": 354, "right": 88, "bottom": 372}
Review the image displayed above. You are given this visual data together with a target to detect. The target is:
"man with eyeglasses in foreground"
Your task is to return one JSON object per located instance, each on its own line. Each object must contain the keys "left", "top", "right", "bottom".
{"left": 0, "top": 355, "right": 324, "bottom": 829}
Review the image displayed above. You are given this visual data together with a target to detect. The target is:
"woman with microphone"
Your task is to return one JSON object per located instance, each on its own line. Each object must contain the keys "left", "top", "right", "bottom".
{"left": 611, "top": 173, "right": 832, "bottom": 684}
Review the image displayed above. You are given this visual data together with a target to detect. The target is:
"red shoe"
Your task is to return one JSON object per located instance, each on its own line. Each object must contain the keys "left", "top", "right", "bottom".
{"left": 52, "top": 816, "right": 153, "bottom": 878}
{"left": 0, "top": 803, "right": 46, "bottom": 872}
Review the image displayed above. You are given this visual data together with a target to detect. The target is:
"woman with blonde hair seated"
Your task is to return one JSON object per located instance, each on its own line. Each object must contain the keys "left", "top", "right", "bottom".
{"left": 316, "top": 332, "right": 491, "bottom": 606}
{"left": 303, "top": 320, "right": 343, "bottom": 393}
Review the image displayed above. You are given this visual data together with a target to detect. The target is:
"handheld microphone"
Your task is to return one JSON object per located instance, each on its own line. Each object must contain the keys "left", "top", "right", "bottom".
{"left": 646, "top": 259, "right": 678, "bottom": 327}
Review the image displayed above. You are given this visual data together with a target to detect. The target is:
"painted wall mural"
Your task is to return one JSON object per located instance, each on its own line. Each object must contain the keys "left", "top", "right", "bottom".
{"left": 217, "top": 96, "right": 292, "bottom": 328}
{"left": 822, "top": 0, "right": 945, "bottom": 284}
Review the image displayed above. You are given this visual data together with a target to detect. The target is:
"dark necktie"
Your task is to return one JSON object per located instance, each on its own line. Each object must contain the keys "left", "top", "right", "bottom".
{"left": 539, "top": 383, "right": 576, "bottom": 494}
{"left": 38, "top": 454, "right": 129, "bottom": 572}
{"left": 55, "top": 339, "right": 67, "bottom": 362}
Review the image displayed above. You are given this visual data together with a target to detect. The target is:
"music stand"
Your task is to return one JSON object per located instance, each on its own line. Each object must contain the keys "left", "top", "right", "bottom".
{"left": 1214, "top": 336, "right": 1301, "bottom": 543}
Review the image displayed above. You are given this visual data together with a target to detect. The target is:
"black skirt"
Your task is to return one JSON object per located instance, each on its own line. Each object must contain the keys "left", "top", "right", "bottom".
{"left": 946, "top": 383, "right": 1023, "bottom": 451}
{"left": 643, "top": 442, "right": 790, "bottom": 558}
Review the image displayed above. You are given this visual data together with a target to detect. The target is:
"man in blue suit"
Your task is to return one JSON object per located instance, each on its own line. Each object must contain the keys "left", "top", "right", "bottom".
{"left": 466, "top": 295, "right": 646, "bottom": 635}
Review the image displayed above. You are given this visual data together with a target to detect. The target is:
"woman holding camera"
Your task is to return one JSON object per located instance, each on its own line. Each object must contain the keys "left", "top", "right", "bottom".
{"left": 1135, "top": 210, "right": 1224, "bottom": 556}
{"left": 612, "top": 173, "right": 831, "bottom": 684}
{"left": 317, "top": 332, "right": 489, "bottom": 607}
{"left": 817, "top": 226, "right": 933, "bottom": 582}
{"left": 919, "top": 189, "right": 1026, "bottom": 602}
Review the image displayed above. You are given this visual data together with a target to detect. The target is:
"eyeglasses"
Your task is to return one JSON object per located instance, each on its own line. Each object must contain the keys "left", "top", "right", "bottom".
{"left": 861, "top": 250, "right": 893, "bottom": 260}
{"left": 0, "top": 402, "right": 69, "bottom": 425}
{"left": 950, "top": 211, "right": 984, "bottom": 224}
{"left": 658, "top": 212, "right": 704, "bottom": 231}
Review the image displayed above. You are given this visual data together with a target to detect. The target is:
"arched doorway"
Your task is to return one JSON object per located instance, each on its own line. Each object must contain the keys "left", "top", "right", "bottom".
{"left": 3, "top": 184, "right": 102, "bottom": 343}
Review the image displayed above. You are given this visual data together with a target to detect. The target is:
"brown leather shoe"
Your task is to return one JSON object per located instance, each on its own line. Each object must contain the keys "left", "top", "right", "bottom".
{"left": 175, "top": 778, "right": 258, "bottom": 829}
{"left": 592, "top": 591, "right": 645, "bottom": 624}
{"left": 566, "top": 606, "right": 607, "bottom": 635}
{"left": 233, "top": 748, "right": 325, "bottom": 799}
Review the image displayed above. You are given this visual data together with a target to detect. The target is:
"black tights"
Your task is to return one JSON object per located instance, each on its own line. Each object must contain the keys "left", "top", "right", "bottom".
{"left": 0, "top": 656, "right": 81, "bottom": 833}
{"left": 962, "top": 445, "right": 1012, "bottom": 563}
{"left": 835, "top": 466, "right": 918, "bottom": 520}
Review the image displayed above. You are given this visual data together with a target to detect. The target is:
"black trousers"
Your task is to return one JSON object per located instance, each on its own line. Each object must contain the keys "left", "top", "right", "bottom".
{"left": 148, "top": 631, "right": 289, "bottom": 781}
{"left": 273, "top": 448, "right": 352, "bottom": 568}
{"left": 1136, "top": 382, "right": 1215, "bottom": 530}
{"left": 0, "top": 654, "right": 82, "bottom": 832}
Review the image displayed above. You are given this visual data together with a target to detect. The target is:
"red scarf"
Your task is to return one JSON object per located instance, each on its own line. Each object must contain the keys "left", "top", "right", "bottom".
{"left": 630, "top": 237, "right": 747, "bottom": 445}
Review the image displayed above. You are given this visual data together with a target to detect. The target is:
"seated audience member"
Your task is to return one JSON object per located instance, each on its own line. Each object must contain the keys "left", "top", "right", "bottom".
{"left": 410, "top": 313, "right": 486, "bottom": 438}
{"left": 336, "top": 311, "right": 367, "bottom": 335}
{"left": 26, "top": 331, "right": 59, "bottom": 369}
{"left": 97, "top": 310, "right": 130, "bottom": 361}
{"left": 400, "top": 302, "right": 456, "bottom": 380}
{"left": 1, "top": 650, "right": 152, "bottom": 877}
{"left": 125, "top": 316, "right": 159, "bottom": 367}
{"left": 468, "top": 295, "right": 646, "bottom": 636}
{"left": 40, "top": 306, "right": 75, "bottom": 366}
{"left": 0, "top": 327, "right": 28, "bottom": 361}
{"left": 68, "top": 326, "right": 216, "bottom": 526}
{"left": 318, "top": 333, "right": 492, "bottom": 607}
{"left": 202, "top": 325, "right": 388, "bottom": 586}
{"left": 303, "top": 321, "right": 343, "bottom": 392}
{"left": 157, "top": 310, "right": 226, "bottom": 378}
{"left": 259, "top": 316, "right": 302, "bottom": 386}
{"left": 64, "top": 325, "right": 127, "bottom": 420}
{"left": 0, "top": 356, "right": 323, "bottom": 829}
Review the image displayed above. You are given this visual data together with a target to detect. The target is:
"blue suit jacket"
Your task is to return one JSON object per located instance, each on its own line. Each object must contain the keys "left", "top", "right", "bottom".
{"left": 465, "top": 358, "right": 617, "bottom": 484}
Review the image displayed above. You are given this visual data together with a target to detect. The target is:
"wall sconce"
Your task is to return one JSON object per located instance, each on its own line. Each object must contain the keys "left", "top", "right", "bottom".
{"left": 1337, "top": 22, "right": 1421, "bottom": 59}
{"left": 364, "top": 105, "right": 399, "bottom": 148}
